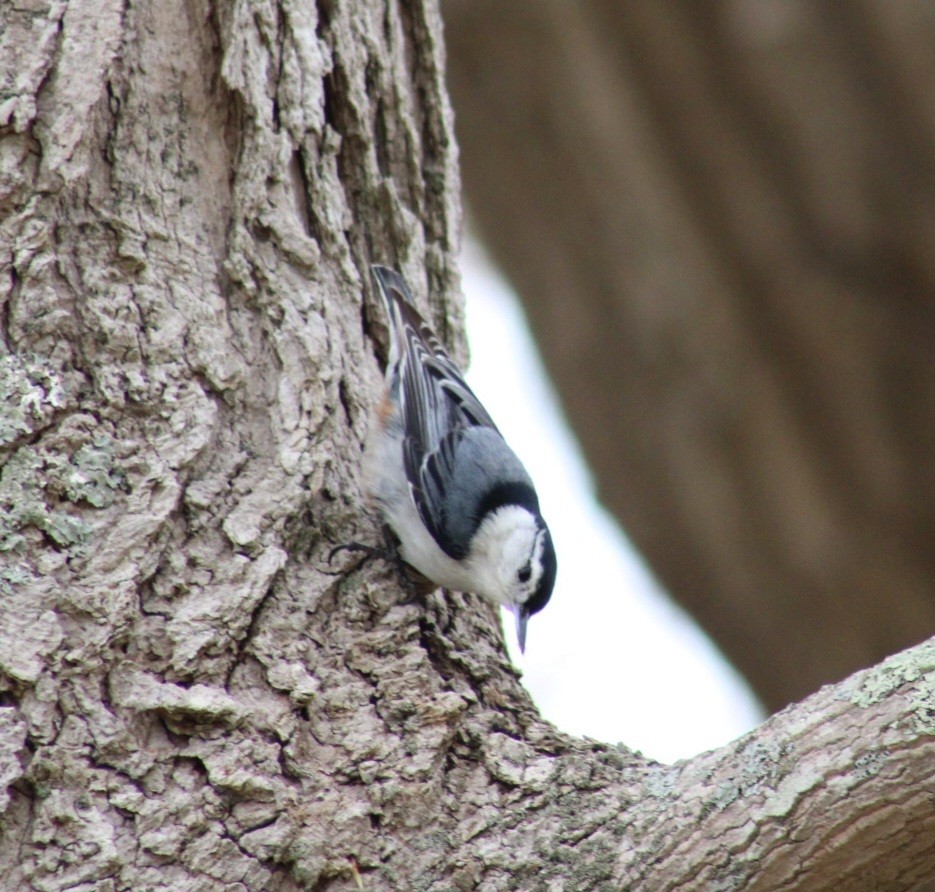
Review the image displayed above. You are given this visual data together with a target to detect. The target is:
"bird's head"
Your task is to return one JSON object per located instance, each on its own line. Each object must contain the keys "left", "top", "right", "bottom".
{"left": 468, "top": 505, "right": 557, "bottom": 651}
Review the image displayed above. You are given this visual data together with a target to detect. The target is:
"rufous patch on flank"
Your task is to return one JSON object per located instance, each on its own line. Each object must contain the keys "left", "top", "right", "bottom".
{"left": 376, "top": 388, "right": 394, "bottom": 424}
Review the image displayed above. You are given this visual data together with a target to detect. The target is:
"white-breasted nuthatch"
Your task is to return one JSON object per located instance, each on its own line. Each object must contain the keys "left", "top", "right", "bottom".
{"left": 364, "top": 265, "right": 556, "bottom": 652}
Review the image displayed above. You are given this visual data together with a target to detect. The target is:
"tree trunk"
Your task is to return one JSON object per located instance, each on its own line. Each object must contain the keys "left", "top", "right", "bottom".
{"left": 444, "top": 0, "right": 935, "bottom": 712}
{"left": 1, "top": 1, "right": 934, "bottom": 890}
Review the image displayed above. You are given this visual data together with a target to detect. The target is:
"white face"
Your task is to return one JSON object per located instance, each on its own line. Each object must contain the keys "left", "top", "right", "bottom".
{"left": 469, "top": 506, "right": 548, "bottom": 608}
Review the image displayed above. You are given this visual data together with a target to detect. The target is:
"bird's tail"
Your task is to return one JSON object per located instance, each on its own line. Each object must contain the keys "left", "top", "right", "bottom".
{"left": 370, "top": 265, "right": 446, "bottom": 364}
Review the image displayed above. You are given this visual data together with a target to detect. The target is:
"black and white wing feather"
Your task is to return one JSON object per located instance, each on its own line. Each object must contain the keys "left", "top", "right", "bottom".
{"left": 371, "top": 266, "right": 535, "bottom": 559}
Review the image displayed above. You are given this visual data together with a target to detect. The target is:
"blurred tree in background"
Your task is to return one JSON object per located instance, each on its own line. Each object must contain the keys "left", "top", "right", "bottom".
{"left": 445, "top": 0, "right": 935, "bottom": 711}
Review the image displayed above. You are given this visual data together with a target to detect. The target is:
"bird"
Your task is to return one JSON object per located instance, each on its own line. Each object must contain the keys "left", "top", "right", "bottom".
{"left": 362, "top": 264, "right": 556, "bottom": 652}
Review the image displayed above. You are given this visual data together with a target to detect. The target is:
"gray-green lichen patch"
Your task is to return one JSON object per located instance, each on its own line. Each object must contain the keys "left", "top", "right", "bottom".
{"left": 907, "top": 674, "right": 935, "bottom": 736}
{"left": 63, "top": 437, "right": 127, "bottom": 508}
{"left": 847, "top": 641, "right": 935, "bottom": 710}
{"left": 711, "top": 738, "right": 786, "bottom": 810}
{"left": 0, "top": 434, "right": 126, "bottom": 556}
{"left": 643, "top": 762, "right": 679, "bottom": 799}
{"left": 0, "top": 354, "right": 68, "bottom": 447}
{"left": 0, "top": 356, "right": 124, "bottom": 555}
{"left": 0, "top": 564, "right": 32, "bottom": 596}
{"left": 0, "top": 449, "right": 91, "bottom": 553}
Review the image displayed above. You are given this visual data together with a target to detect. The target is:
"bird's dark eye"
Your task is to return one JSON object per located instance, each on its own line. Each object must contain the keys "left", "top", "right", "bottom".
{"left": 517, "top": 565, "right": 531, "bottom": 583}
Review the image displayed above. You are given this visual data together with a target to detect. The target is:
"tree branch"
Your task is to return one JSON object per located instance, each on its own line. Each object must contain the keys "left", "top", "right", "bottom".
{"left": 420, "top": 636, "right": 935, "bottom": 890}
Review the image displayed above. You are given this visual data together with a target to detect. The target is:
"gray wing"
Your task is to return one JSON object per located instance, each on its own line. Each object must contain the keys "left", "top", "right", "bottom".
{"left": 398, "top": 313, "right": 515, "bottom": 559}
{"left": 371, "top": 266, "right": 529, "bottom": 559}
{"left": 405, "top": 426, "right": 535, "bottom": 560}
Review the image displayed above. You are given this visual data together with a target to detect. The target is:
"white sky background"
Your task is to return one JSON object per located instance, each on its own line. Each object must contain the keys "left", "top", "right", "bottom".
{"left": 461, "top": 241, "right": 763, "bottom": 763}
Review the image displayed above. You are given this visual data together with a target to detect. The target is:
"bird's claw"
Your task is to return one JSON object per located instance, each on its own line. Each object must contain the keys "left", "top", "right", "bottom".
{"left": 322, "top": 541, "right": 395, "bottom": 576}
{"left": 327, "top": 541, "right": 392, "bottom": 565}
{"left": 323, "top": 540, "right": 434, "bottom": 602}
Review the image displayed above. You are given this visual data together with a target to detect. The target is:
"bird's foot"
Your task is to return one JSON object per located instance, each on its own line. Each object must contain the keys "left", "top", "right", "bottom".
{"left": 324, "top": 540, "right": 396, "bottom": 573}
{"left": 324, "top": 537, "right": 434, "bottom": 602}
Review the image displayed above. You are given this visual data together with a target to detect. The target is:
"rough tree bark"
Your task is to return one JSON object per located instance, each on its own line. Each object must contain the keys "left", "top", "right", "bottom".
{"left": 2, "top": 1, "right": 935, "bottom": 890}
{"left": 444, "top": 0, "right": 935, "bottom": 712}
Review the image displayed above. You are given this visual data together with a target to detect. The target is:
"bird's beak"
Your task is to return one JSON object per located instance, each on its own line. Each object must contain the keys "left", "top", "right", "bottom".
{"left": 511, "top": 605, "right": 529, "bottom": 654}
